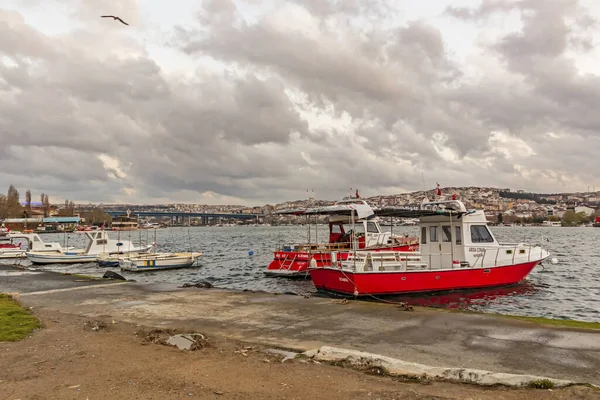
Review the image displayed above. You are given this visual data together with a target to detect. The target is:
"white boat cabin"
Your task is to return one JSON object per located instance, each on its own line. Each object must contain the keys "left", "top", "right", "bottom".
{"left": 328, "top": 215, "right": 394, "bottom": 249}
{"left": 81, "top": 230, "right": 144, "bottom": 256}
{"left": 337, "top": 199, "right": 550, "bottom": 272}
{"left": 7, "top": 232, "right": 70, "bottom": 253}
{"left": 278, "top": 197, "right": 404, "bottom": 251}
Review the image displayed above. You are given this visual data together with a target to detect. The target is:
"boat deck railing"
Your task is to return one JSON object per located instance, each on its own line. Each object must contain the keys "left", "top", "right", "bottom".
{"left": 276, "top": 238, "right": 419, "bottom": 253}
{"left": 324, "top": 243, "right": 548, "bottom": 272}
{"left": 470, "top": 243, "right": 547, "bottom": 269}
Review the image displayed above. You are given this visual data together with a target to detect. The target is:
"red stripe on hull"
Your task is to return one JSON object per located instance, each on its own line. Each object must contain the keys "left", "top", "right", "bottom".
{"left": 308, "top": 261, "right": 540, "bottom": 296}
{"left": 266, "top": 245, "right": 417, "bottom": 277}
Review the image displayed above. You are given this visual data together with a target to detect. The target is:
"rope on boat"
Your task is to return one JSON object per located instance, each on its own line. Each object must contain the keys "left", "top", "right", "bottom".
{"left": 336, "top": 267, "right": 416, "bottom": 307}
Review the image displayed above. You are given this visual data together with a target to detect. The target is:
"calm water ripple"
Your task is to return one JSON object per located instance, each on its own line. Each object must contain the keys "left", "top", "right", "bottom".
{"left": 6, "top": 225, "right": 600, "bottom": 322}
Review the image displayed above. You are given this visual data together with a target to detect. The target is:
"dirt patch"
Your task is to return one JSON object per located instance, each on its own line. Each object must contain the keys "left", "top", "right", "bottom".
{"left": 137, "top": 328, "right": 209, "bottom": 351}
{"left": 82, "top": 319, "right": 110, "bottom": 332}
{"left": 0, "top": 309, "right": 598, "bottom": 400}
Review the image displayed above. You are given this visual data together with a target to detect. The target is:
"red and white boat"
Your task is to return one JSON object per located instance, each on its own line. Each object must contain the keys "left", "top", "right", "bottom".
{"left": 0, "top": 225, "right": 10, "bottom": 237}
{"left": 266, "top": 196, "right": 419, "bottom": 278}
{"left": 308, "top": 198, "right": 551, "bottom": 296}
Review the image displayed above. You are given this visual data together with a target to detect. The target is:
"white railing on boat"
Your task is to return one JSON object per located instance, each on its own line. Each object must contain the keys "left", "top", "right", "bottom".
{"left": 275, "top": 239, "right": 419, "bottom": 253}
{"left": 322, "top": 243, "right": 548, "bottom": 273}
{"left": 468, "top": 244, "right": 548, "bottom": 269}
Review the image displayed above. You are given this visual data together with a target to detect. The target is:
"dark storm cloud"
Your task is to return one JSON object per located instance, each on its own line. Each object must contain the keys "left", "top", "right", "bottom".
{"left": 1, "top": 0, "right": 600, "bottom": 204}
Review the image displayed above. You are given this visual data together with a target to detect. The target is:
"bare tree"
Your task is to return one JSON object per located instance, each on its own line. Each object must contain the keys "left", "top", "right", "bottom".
{"left": 25, "top": 190, "right": 32, "bottom": 211}
{"left": 42, "top": 194, "right": 50, "bottom": 217}
{"left": 0, "top": 194, "right": 7, "bottom": 220}
{"left": 6, "top": 184, "right": 21, "bottom": 218}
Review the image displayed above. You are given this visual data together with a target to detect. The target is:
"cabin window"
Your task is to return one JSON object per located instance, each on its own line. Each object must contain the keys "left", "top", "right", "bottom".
{"left": 470, "top": 225, "right": 494, "bottom": 243}
{"left": 430, "top": 226, "right": 438, "bottom": 242}
{"left": 421, "top": 227, "right": 427, "bottom": 244}
{"left": 97, "top": 239, "right": 108, "bottom": 245}
{"left": 331, "top": 224, "right": 342, "bottom": 234}
{"left": 366, "top": 222, "right": 379, "bottom": 233}
{"left": 442, "top": 226, "right": 452, "bottom": 242}
{"left": 455, "top": 226, "right": 462, "bottom": 245}
{"left": 343, "top": 224, "right": 364, "bottom": 234}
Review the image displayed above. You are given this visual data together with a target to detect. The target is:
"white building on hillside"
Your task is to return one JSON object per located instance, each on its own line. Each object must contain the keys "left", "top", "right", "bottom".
{"left": 575, "top": 206, "right": 596, "bottom": 216}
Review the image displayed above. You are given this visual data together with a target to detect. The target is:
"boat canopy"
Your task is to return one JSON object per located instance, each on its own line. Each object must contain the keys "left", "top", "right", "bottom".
{"left": 277, "top": 199, "right": 470, "bottom": 219}
{"left": 374, "top": 200, "right": 470, "bottom": 218}
{"left": 276, "top": 203, "right": 374, "bottom": 219}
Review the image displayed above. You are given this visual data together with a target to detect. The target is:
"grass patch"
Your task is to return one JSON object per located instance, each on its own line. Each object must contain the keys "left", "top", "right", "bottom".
{"left": 435, "top": 307, "right": 600, "bottom": 330}
{"left": 498, "top": 314, "right": 600, "bottom": 330}
{"left": 527, "top": 379, "right": 555, "bottom": 389}
{"left": 65, "top": 273, "right": 101, "bottom": 280}
{"left": 0, "top": 294, "right": 41, "bottom": 342}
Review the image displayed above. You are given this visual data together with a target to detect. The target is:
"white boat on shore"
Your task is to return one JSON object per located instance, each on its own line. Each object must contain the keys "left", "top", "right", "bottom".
{"left": 119, "top": 252, "right": 202, "bottom": 272}
{"left": 26, "top": 230, "right": 153, "bottom": 265}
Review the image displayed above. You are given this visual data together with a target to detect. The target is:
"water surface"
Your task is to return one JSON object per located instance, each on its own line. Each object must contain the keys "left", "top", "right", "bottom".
{"left": 9, "top": 225, "right": 599, "bottom": 322}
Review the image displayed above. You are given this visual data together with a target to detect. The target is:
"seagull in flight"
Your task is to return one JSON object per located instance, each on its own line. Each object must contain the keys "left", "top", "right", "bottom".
{"left": 101, "top": 15, "right": 129, "bottom": 26}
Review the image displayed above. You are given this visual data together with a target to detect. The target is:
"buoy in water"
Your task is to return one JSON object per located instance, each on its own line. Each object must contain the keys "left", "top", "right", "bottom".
{"left": 248, "top": 250, "right": 254, "bottom": 256}
{"left": 551, "top": 257, "right": 558, "bottom": 264}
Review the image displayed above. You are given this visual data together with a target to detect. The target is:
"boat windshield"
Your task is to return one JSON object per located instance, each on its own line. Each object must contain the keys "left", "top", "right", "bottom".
{"left": 343, "top": 224, "right": 364, "bottom": 234}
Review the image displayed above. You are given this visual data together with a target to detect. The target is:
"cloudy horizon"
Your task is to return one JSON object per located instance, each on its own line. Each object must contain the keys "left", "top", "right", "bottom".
{"left": 2, "top": 0, "right": 600, "bottom": 206}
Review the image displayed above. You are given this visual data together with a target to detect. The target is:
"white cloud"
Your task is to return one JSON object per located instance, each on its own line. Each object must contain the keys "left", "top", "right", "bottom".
{"left": 98, "top": 154, "right": 128, "bottom": 180}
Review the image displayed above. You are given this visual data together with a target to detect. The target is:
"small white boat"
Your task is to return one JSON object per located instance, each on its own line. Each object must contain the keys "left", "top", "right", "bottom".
{"left": 26, "top": 230, "right": 153, "bottom": 265}
{"left": 97, "top": 246, "right": 155, "bottom": 267}
{"left": 119, "top": 252, "right": 202, "bottom": 272}
{"left": 0, "top": 232, "right": 75, "bottom": 259}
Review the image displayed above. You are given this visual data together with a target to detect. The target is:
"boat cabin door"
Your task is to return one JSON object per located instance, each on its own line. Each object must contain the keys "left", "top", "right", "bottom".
{"left": 421, "top": 221, "right": 463, "bottom": 269}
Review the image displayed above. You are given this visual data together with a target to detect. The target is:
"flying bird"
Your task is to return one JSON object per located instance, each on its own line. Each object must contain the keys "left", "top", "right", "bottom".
{"left": 101, "top": 15, "right": 129, "bottom": 26}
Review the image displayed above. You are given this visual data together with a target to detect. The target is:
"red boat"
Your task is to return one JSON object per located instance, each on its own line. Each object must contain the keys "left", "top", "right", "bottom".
{"left": 308, "top": 198, "right": 552, "bottom": 296}
{"left": 266, "top": 196, "right": 419, "bottom": 278}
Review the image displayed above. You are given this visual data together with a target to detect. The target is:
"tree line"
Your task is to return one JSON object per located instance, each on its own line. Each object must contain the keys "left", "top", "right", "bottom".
{"left": 498, "top": 191, "right": 557, "bottom": 205}
{"left": 0, "top": 185, "right": 78, "bottom": 220}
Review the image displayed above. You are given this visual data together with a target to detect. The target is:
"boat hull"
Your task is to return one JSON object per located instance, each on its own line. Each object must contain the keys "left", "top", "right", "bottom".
{"left": 0, "top": 250, "right": 26, "bottom": 259}
{"left": 266, "top": 244, "right": 417, "bottom": 278}
{"left": 119, "top": 253, "right": 201, "bottom": 272}
{"left": 97, "top": 259, "right": 120, "bottom": 267}
{"left": 308, "top": 261, "right": 541, "bottom": 296}
{"left": 26, "top": 252, "right": 95, "bottom": 264}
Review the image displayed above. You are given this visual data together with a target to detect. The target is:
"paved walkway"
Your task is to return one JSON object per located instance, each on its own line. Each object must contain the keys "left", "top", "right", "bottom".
{"left": 2, "top": 265, "right": 599, "bottom": 385}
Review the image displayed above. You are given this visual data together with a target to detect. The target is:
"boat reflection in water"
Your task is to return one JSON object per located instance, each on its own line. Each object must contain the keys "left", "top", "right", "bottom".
{"left": 395, "top": 282, "right": 540, "bottom": 310}
{"left": 361, "top": 282, "right": 541, "bottom": 311}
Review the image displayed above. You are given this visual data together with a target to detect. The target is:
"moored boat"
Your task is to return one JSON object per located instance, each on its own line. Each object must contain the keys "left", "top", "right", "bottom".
{"left": 26, "top": 230, "right": 153, "bottom": 264}
{"left": 97, "top": 248, "right": 155, "bottom": 267}
{"left": 119, "top": 252, "right": 202, "bottom": 272}
{"left": 111, "top": 210, "right": 139, "bottom": 231}
{"left": 1, "top": 232, "right": 75, "bottom": 259}
{"left": 266, "top": 195, "right": 419, "bottom": 278}
{"left": 308, "top": 198, "right": 551, "bottom": 297}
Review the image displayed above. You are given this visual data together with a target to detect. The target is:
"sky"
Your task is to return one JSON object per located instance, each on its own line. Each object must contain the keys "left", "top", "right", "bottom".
{"left": 2, "top": 0, "right": 600, "bottom": 205}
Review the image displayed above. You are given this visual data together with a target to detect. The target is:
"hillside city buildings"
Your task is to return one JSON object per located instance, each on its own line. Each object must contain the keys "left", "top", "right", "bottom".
{"left": 71, "top": 187, "right": 600, "bottom": 226}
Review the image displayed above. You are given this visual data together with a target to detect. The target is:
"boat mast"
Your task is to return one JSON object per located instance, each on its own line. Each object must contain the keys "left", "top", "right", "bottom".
{"left": 449, "top": 211, "right": 455, "bottom": 266}
{"left": 153, "top": 228, "right": 157, "bottom": 254}
{"left": 351, "top": 208, "right": 356, "bottom": 272}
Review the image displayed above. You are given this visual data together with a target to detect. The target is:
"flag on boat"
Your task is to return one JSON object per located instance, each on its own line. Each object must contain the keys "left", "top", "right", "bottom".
{"left": 436, "top": 183, "right": 442, "bottom": 197}
{"left": 356, "top": 189, "right": 359, "bottom": 198}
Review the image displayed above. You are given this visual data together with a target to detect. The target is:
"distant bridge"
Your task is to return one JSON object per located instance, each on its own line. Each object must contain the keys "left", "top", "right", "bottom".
{"left": 106, "top": 211, "right": 262, "bottom": 220}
